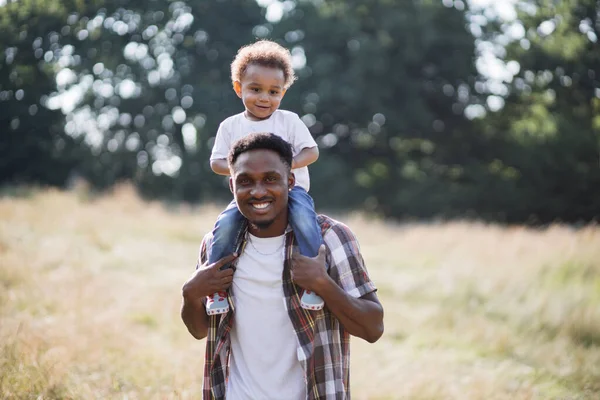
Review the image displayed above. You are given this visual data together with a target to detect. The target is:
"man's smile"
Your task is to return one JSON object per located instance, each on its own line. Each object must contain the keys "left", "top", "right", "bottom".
{"left": 248, "top": 199, "right": 274, "bottom": 214}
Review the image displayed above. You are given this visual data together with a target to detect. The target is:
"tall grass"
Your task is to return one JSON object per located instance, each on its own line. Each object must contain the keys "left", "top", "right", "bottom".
{"left": 1, "top": 186, "right": 599, "bottom": 399}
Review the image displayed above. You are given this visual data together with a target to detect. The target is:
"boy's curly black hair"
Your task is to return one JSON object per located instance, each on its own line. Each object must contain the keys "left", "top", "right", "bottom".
{"left": 230, "top": 40, "right": 297, "bottom": 89}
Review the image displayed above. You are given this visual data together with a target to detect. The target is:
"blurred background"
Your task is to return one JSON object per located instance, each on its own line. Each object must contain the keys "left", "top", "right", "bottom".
{"left": 1, "top": 0, "right": 600, "bottom": 399}
{"left": 2, "top": 0, "right": 599, "bottom": 222}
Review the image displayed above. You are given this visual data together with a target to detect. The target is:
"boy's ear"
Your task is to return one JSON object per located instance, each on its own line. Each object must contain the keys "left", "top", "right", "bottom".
{"left": 233, "top": 81, "right": 242, "bottom": 98}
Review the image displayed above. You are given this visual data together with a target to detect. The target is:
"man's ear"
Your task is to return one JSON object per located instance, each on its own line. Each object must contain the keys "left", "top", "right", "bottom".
{"left": 229, "top": 176, "right": 234, "bottom": 194}
{"left": 233, "top": 81, "right": 242, "bottom": 98}
{"left": 288, "top": 170, "right": 295, "bottom": 191}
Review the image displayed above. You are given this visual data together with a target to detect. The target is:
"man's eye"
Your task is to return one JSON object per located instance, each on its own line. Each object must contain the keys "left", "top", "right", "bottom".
{"left": 239, "top": 179, "right": 251, "bottom": 185}
{"left": 265, "top": 176, "right": 277, "bottom": 183}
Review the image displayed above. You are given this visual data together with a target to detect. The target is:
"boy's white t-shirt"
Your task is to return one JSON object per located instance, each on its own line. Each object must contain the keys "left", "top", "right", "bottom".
{"left": 210, "top": 110, "right": 317, "bottom": 191}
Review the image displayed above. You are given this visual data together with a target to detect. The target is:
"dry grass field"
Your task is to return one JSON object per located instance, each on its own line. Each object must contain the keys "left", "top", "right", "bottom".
{"left": 1, "top": 185, "right": 599, "bottom": 399}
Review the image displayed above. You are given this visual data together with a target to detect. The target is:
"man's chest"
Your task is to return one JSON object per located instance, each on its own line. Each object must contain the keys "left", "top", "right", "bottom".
{"left": 231, "top": 247, "right": 286, "bottom": 304}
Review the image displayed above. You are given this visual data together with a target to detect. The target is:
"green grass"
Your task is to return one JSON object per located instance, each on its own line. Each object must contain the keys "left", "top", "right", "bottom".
{"left": 1, "top": 186, "right": 599, "bottom": 399}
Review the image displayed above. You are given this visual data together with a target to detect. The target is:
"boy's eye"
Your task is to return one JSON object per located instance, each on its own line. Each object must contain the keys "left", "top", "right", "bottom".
{"left": 251, "top": 88, "right": 260, "bottom": 92}
{"left": 270, "top": 90, "right": 279, "bottom": 95}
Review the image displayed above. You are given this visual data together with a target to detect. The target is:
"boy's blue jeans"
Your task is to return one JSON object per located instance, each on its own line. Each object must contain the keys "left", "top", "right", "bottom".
{"left": 208, "top": 186, "right": 322, "bottom": 265}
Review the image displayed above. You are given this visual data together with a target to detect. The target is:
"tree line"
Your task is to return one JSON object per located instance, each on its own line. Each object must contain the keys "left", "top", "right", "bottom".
{"left": 1, "top": 0, "right": 598, "bottom": 223}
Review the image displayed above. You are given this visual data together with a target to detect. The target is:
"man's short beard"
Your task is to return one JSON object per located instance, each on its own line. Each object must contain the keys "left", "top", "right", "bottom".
{"left": 250, "top": 219, "right": 275, "bottom": 231}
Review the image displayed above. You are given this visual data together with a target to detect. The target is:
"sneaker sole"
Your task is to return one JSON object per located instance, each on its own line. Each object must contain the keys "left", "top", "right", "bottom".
{"left": 206, "top": 307, "right": 229, "bottom": 315}
{"left": 300, "top": 301, "right": 324, "bottom": 311}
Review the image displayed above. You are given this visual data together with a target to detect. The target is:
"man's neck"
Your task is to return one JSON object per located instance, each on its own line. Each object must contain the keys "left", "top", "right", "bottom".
{"left": 248, "top": 217, "right": 288, "bottom": 238}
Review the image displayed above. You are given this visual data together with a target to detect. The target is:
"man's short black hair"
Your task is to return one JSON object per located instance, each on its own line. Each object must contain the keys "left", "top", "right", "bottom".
{"left": 228, "top": 132, "right": 293, "bottom": 172}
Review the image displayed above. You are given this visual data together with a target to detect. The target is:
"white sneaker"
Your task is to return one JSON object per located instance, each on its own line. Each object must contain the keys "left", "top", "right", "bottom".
{"left": 300, "top": 290, "right": 324, "bottom": 310}
{"left": 206, "top": 291, "right": 229, "bottom": 315}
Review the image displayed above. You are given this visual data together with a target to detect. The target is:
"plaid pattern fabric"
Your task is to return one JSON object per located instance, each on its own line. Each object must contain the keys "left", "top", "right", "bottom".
{"left": 197, "top": 215, "right": 377, "bottom": 400}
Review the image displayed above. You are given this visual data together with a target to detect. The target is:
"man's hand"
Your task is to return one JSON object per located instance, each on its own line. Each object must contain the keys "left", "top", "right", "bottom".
{"left": 291, "top": 245, "right": 330, "bottom": 294}
{"left": 182, "top": 254, "right": 238, "bottom": 305}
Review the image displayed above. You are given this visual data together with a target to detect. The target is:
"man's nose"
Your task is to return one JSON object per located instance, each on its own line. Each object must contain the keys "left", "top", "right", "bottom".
{"left": 250, "top": 182, "right": 267, "bottom": 197}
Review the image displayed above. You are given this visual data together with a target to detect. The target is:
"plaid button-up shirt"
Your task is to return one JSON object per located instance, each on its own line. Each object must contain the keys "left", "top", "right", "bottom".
{"left": 196, "top": 215, "right": 377, "bottom": 400}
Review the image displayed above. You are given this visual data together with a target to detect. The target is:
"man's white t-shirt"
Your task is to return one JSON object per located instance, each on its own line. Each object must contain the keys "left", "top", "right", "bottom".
{"left": 226, "top": 233, "right": 306, "bottom": 400}
{"left": 227, "top": 234, "right": 306, "bottom": 400}
{"left": 210, "top": 110, "right": 317, "bottom": 191}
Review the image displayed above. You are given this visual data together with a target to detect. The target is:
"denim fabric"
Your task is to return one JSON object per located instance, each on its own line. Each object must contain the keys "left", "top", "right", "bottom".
{"left": 287, "top": 186, "right": 322, "bottom": 257}
{"left": 207, "top": 200, "right": 246, "bottom": 265}
{"left": 207, "top": 187, "right": 321, "bottom": 263}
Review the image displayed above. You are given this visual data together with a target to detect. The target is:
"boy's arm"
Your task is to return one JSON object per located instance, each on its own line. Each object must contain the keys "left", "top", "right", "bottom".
{"left": 292, "top": 146, "right": 319, "bottom": 169}
{"left": 288, "top": 113, "right": 318, "bottom": 169}
{"left": 210, "top": 120, "right": 232, "bottom": 176}
{"left": 210, "top": 158, "right": 230, "bottom": 176}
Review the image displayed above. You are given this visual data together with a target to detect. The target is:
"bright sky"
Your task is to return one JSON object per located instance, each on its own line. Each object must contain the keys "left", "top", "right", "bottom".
{"left": 469, "top": 0, "right": 517, "bottom": 19}
{"left": 466, "top": 0, "right": 522, "bottom": 116}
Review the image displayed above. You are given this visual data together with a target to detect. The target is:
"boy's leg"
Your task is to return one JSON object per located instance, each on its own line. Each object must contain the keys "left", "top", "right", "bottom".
{"left": 288, "top": 187, "right": 325, "bottom": 311}
{"left": 208, "top": 200, "right": 246, "bottom": 264}
{"left": 206, "top": 200, "right": 245, "bottom": 315}
{"left": 288, "top": 187, "right": 322, "bottom": 257}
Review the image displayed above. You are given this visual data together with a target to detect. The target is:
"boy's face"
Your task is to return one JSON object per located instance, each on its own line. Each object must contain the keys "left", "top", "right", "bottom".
{"left": 234, "top": 64, "right": 286, "bottom": 121}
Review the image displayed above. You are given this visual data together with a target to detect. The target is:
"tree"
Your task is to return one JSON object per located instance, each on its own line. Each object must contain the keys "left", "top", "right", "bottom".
{"left": 0, "top": 0, "right": 86, "bottom": 186}
{"left": 1, "top": 0, "right": 267, "bottom": 202}
{"left": 273, "top": 0, "right": 485, "bottom": 218}
{"left": 49, "top": 0, "right": 267, "bottom": 202}
{"left": 479, "top": 0, "right": 600, "bottom": 222}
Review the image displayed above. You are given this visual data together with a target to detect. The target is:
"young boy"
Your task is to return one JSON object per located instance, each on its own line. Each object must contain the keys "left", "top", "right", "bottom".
{"left": 206, "top": 40, "right": 323, "bottom": 315}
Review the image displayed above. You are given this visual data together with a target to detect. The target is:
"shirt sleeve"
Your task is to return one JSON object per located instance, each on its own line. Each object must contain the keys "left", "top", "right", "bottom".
{"left": 196, "top": 234, "right": 212, "bottom": 305}
{"left": 324, "top": 222, "right": 377, "bottom": 298}
{"left": 210, "top": 121, "right": 231, "bottom": 160}
{"left": 287, "top": 113, "right": 318, "bottom": 153}
{"left": 196, "top": 233, "right": 212, "bottom": 269}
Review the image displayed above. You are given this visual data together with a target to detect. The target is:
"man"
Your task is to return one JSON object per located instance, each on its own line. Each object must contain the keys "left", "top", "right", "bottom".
{"left": 181, "top": 133, "right": 384, "bottom": 400}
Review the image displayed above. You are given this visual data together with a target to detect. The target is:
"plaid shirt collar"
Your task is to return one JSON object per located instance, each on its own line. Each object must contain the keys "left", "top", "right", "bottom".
{"left": 199, "top": 215, "right": 375, "bottom": 400}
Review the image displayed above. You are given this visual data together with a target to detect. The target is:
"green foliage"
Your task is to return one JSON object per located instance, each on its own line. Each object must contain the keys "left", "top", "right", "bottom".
{"left": 274, "top": 0, "right": 486, "bottom": 217}
{"left": 1, "top": 0, "right": 598, "bottom": 223}
{"left": 0, "top": 0, "right": 85, "bottom": 185}
{"left": 482, "top": 0, "right": 600, "bottom": 222}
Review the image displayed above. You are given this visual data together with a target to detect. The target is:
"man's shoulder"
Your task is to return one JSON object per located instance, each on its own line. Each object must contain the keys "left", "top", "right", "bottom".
{"left": 198, "top": 231, "right": 215, "bottom": 260}
{"left": 317, "top": 214, "right": 356, "bottom": 240}
{"left": 201, "top": 230, "right": 214, "bottom": 242}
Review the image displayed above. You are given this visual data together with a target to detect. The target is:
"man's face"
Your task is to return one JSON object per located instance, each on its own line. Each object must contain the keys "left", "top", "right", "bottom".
{"left": 229, "top": 149, "right": 294, "bottom": 237}
{"left": 233, "top": 64, "right": 286, "bottom": 121}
